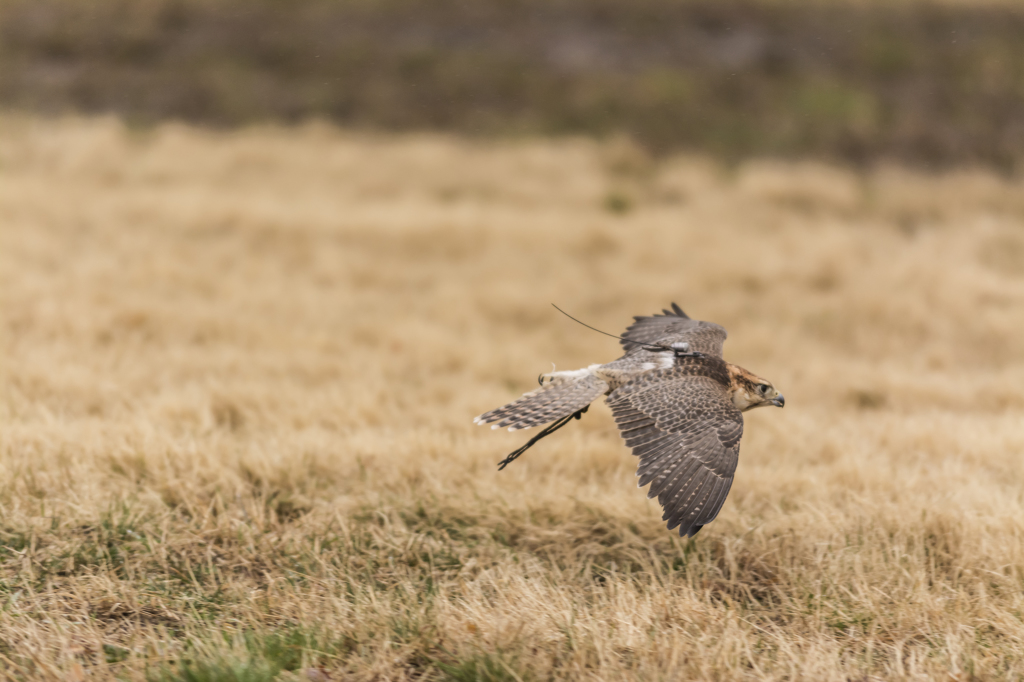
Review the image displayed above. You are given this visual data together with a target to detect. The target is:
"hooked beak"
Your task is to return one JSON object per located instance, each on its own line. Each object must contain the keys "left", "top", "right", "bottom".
{"left": 771, "top": 395, "right": 785, "bottom": 408}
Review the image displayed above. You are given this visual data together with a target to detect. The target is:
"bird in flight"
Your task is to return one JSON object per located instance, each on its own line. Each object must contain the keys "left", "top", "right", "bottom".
{"left": 474, "top": 303, "right": 784, "bottom": 538}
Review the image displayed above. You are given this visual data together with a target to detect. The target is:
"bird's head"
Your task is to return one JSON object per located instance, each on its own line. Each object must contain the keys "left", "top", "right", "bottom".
{"left": 727, "top": 365, "right": 785, "bottom": 411}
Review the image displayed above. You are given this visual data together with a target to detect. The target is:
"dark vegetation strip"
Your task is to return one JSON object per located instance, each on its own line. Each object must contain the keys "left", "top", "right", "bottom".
{"left": 1, "top": 0, "right": 1024, "bottom": 167}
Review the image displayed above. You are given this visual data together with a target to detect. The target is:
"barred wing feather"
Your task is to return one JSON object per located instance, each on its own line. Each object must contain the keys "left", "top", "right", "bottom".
{"left": 619, "top": 302, "right": 727, "bottom": 357}
{"left": 607, "top": 373, "right": 743, "bottom": 537}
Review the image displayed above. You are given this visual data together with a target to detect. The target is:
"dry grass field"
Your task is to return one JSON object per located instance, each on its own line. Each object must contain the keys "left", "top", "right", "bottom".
{"left": 2, "top": 116, "right": 1024, "bottom": 680}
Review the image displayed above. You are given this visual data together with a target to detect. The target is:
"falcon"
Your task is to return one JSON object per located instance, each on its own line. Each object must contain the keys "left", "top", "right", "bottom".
{"left": 474, "top": 303, "right": 784, "bottom": 537}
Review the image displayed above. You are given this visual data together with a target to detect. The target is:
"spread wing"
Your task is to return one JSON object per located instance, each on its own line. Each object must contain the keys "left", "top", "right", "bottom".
{"left": 607, "top": 372, "right": 743, "bottom": 537}
{"left": 619, "top": 302, "right": 727, "bottom": 357}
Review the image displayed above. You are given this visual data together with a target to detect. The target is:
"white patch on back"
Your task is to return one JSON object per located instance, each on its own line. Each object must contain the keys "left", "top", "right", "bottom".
{"left": 640, "top": 352, "right": 674, "bottom": 372}
{"left": 546, "top": 367, "right": 591, "bottom": 380}
{"left": 540, "top": 365, "right": 596, "bottom": 384}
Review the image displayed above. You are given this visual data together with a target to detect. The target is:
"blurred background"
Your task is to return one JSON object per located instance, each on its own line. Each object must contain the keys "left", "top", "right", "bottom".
{"left": 3, "top": 0, "right": 1024, "bottom": 170}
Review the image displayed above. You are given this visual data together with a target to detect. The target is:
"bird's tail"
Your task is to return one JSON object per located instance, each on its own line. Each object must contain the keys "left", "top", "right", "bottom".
{"left": 474, "top": 369, "right": 609, "bottom": 431}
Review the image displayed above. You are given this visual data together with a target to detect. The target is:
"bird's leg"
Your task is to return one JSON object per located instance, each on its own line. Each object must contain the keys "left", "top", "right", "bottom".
{"left": 497, "top": 406, "right": 588, "bottom": 470}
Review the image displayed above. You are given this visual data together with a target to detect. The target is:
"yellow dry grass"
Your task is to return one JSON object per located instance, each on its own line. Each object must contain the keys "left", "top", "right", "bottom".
{"left": 2, "top": 115, "right": 1024, "bottom": 681}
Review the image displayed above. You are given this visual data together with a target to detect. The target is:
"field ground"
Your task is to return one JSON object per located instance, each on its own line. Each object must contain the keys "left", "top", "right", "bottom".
{"left": 2, "top": 116, "right": 1024, "bottom": 680}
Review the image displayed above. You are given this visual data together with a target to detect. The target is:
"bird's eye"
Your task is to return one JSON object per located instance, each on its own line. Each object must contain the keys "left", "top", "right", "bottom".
{"left": 757, "top": 384, "right": 770, "bottom": 395}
